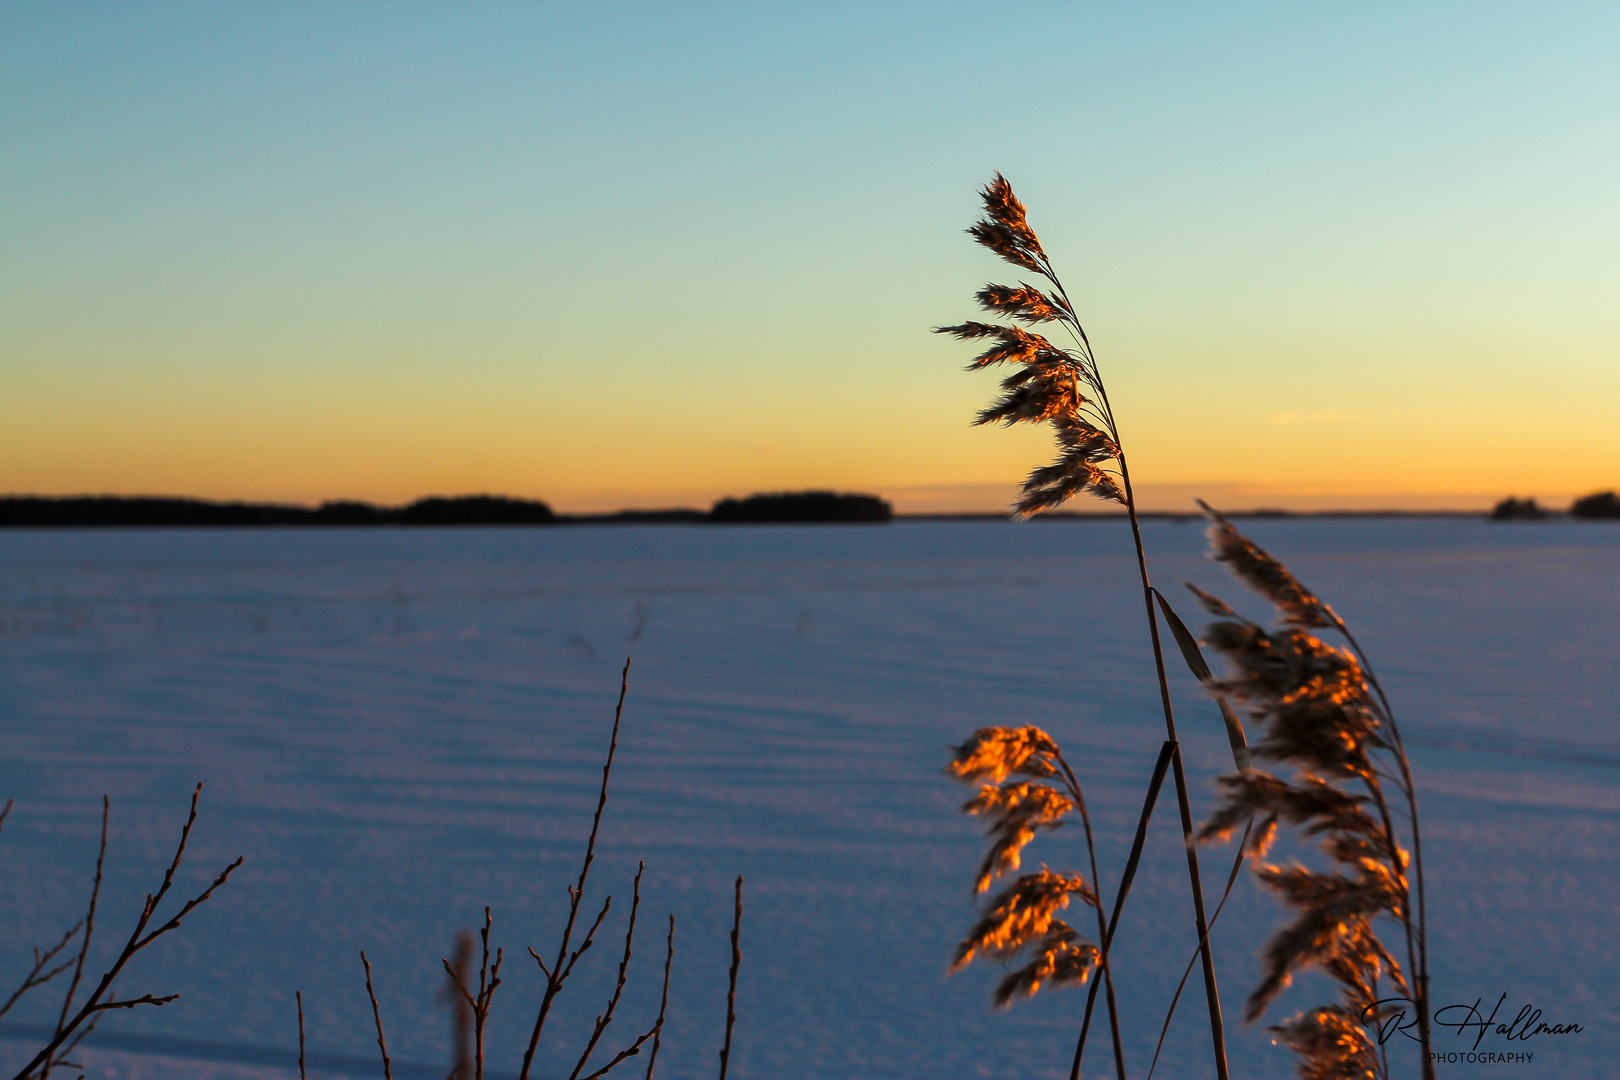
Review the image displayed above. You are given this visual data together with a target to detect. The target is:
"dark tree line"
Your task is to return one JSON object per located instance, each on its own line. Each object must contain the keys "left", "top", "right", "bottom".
{"left": 0, "top": 491, "right": 895, "bottom": 527}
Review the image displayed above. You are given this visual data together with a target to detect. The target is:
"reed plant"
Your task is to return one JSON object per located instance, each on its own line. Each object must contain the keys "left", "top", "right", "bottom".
{"left": 1189, "top": 503, "right": 1433, "bottom": 1080}
{"left": 936, "top": 175, "right": 1432, "bottom": 1080}
{"left": 936, "top": 174, "right": 1233, "bottom": 1080}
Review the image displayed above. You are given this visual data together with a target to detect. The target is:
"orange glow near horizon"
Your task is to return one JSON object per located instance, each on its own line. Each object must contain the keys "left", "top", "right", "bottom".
{"left": 3, "top": 6, "right": 1616, "bottom": 514}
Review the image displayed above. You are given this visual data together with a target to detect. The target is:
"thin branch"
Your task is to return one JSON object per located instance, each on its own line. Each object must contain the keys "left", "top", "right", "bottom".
{"left": 717, "top": 876, "right": 742, "bottom": 1080}
{"left": 579, "top": 1024, "right": 661, "bottom": 1080}
{"left": 44, "top": 1010, "right": 101, "bottom": 1077}
{"left": 560, "top": 896, "right": 614, "bottom": 987}
{"left": 54, "top": 797, "right": 107, "bottom": 1042}
{"left": 12, "top": 786, "right": 242, "bottom": 1080}
{"left": 480, "top": 949, "right": 502, "bottom": 1080}
{"left": 297, "top": 990, "right": 307, "bottom": 1080}
{"left": 521, "top": 659, "right": 633, "bottom": 1080}
{"left": 570, "top": 864, "right": 644, "bottom": 1080}
{"left": 0, "top": 924, "right": 81, "bottom": 1021}
{"left": 89, "top": 992, "right": 178, "bottom": 1012}
{"left": 361, "top": 951, "right": 392, "bottom": 1080}
{"left": 644, "top": 916, "right": 674, "bottom": 1080}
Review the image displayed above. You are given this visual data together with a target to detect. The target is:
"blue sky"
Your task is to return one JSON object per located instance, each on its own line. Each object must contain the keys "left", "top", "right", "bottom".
{"left": 4, "top": 1, "right": 1617, "bottom": 510}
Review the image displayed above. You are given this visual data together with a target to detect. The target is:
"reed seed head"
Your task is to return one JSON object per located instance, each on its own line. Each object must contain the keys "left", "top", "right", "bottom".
{"left": 992, "top": 924, "right": 1099, "bottom": 1009}
{"left": 939, "top": 174, "right": 1129, "bottom": 517}
{"left": 1268, "top": 1006, "right": 1381, "bottom": 1080}
{"left": 946, "top": 725, "right": 1062, "bottom": 784}
{"left": 1202, "top": 621, "right": 1383, "bottom": 778}
{"left": 1198, "top": 772, "right": 1379, "bottom": 852}
{"left": 951, "top": 867, "right": 1095, "bottom": 974}
{"left": 1188, "top": 511, "right": 1424, "bottom": 1080}
{"left": 1185, "top": 581, "right": 1240, "bottom": 619}
{"left": 975, "top": 283, "right": 1070, "bottom": 324}
{"left": 967, "top": 173, "right": 1046, "bottom": 272}
{"left": 1246, "top": 863, "right": 1404, "bottom": 1022}
{"left": 1200, "top": 500, "right": 1335, "bottom": 629}
{"left": 961, "top": 781, "right": 1075, "bottom": 893}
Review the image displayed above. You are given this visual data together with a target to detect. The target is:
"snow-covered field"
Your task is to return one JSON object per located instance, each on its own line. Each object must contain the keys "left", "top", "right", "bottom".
{"left": 0, "top": 519, "right": 1615, "bottom": 1079}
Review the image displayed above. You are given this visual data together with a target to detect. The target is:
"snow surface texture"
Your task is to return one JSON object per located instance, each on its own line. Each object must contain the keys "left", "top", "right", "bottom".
{"left": 0, "top": 519, "right": 1615, "bottom": 1080}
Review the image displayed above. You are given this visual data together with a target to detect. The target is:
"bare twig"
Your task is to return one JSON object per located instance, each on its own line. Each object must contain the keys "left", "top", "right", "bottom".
{"left": 297, "top": 990, "right": 307, "bottom": 1080}
{"left": 91, "top": 992, "right": 179, "bottom": 1011}
{"left": 361, "top": 951, "right": 393, "bottom": 1080}
{"left": 477, "top": 913, "right": 503, "bottom": 1080}
{"left": 40, "top": 797, "right": 109, "bottom": 1080}
{"left": 520, "top": 658, "right": 633, "bottom": 1080}
{"left": 560, "top": 896, "right": 614, "bottom": 988}
{"left": 579, "top": 1025, "right": 661, "bottom": 1080}
{"left": 444, "top": 910, "right": 503, "bottom": 1080}
{"left": 11, "top": 786, "right": 242, "bottom": 1080}
{"left": 570, "top": 864, "right": 644, "bottom": 1080}
{"left": 54, "top": 798, "right": 107, "bottom": 1039}
{"left": 717, "top": 876, "right": 742, "bottom": 1080}
{"left": 0, "top": 924, "right": 80, "bottom": 1021}
{"left": 644, "top": 916, "right": 674, "bottom": 1080}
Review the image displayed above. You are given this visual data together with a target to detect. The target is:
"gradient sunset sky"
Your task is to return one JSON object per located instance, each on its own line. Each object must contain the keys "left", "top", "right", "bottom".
{"left": 4, "top": 2, "right": 1617, "bottom": 513}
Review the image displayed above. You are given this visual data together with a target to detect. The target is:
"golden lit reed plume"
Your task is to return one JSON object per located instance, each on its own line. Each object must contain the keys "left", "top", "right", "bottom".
{"left": 1190, "top": 506, "right": 1433, "bottom": 1080}
{"left": 937, "top": 174, "right": 1233, "bottom": 1080}
{"left": 945, "top": 728, "right": 1102, "bottom": 1006}
{"left": 934, "top": 175, "right": 1123, "bottom": 517}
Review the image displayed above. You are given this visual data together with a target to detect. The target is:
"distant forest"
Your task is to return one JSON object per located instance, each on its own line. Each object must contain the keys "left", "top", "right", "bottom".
{"left": 0, "top": 491, "right": 895, "bottom": 527}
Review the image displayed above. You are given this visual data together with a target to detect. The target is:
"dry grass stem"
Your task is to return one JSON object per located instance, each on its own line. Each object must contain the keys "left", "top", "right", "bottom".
{"left": 717, "top": 875, "right": 743, "bottom": 1080}
{"left": 449, "top": 932, "right": 475, "bottom": 1080}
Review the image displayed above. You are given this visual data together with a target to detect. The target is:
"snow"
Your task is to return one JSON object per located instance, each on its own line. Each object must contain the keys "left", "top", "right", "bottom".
{"left": 1, "top": 518, "right": 1616, "bottom": 1079}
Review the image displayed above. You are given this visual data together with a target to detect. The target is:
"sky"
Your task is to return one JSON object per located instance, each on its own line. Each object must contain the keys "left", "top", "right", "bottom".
{"left": 3, "top": 1, "right": 1617, "bottom": 514}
